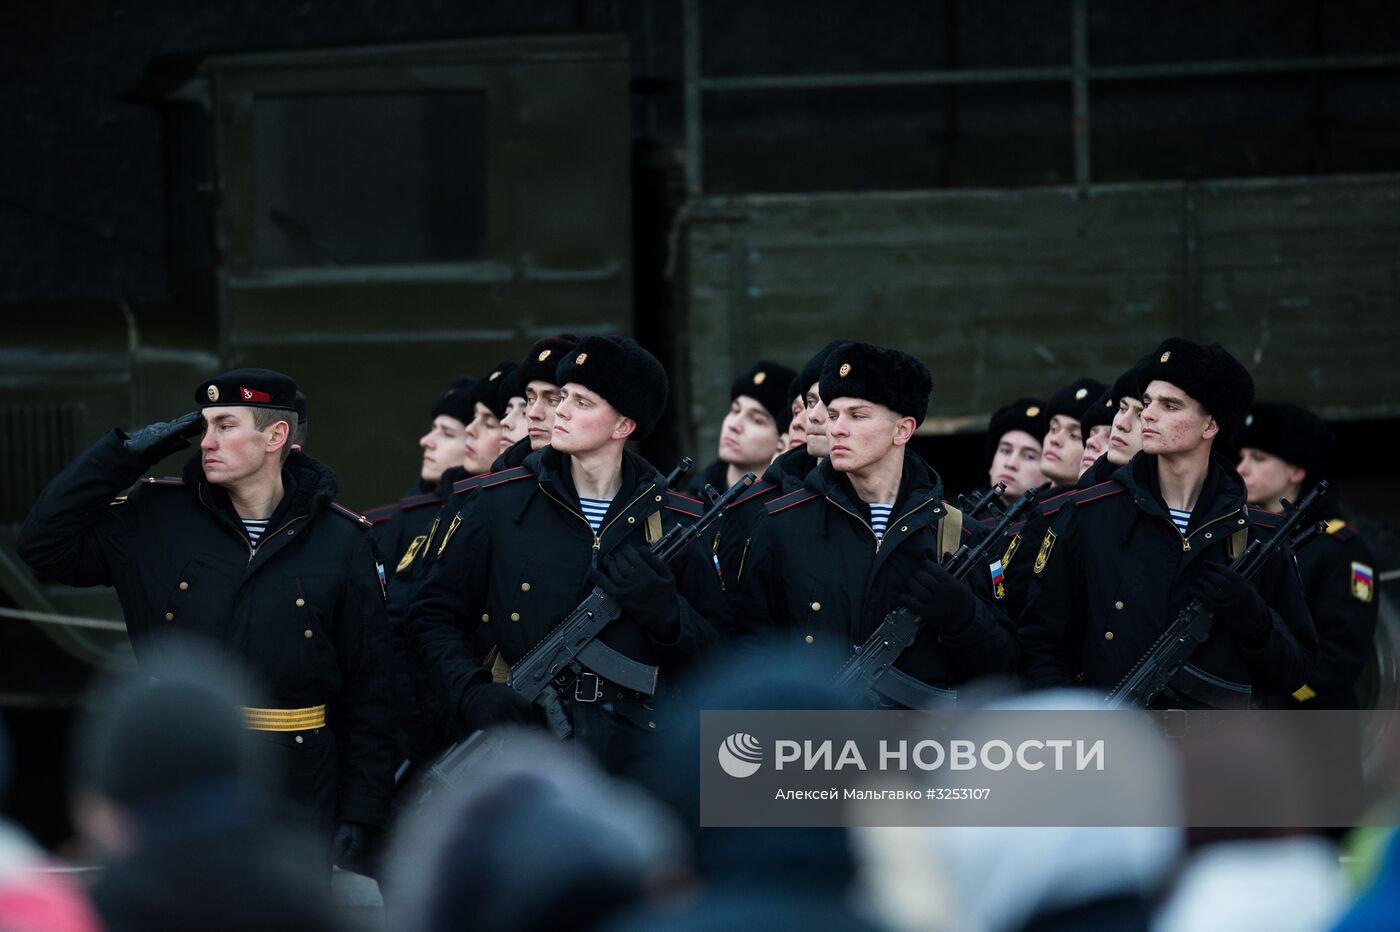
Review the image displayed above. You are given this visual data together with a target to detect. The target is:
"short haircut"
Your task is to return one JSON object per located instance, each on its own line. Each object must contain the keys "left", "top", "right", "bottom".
{"left": 250, "top": 407, "right": 299, "bottom": 463}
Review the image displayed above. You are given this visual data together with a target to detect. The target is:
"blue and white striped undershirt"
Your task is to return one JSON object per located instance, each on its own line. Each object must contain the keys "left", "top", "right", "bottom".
{"left": 868, "top": 503, "right": 894, "bottom": 540}
{"left": 242, "top": 517, "right": 270, "bottom": 546}
{"left": 1168, "top": 507, "right": 1191, "bottom": 536}
{"left": 579, "top": 497, "right": 612, "bottom": 533}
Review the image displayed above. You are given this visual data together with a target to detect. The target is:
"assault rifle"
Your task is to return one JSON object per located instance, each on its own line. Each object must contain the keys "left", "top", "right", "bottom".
{"left": 665, "top": 457, "right": 694, "bottom": 491}
{"left": 1104, "top": 480, "right": 1329, "bottom": 710}
{"left": 505, "top": 471, "right": 756, "bottom": 738}
{"left": 957, "top": 482, "right": 1007, "bottom": 519}
{"left": 832, "top": 487, "right": 1039, "bottom": 708}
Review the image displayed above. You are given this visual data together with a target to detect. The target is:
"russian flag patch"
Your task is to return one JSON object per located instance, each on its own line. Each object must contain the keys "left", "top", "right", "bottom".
{"left": 1351, "top": 562, "right": 1374, "bottom": 603}
{"left": 989, "top": 560, "right": 1005, "bottom": 600}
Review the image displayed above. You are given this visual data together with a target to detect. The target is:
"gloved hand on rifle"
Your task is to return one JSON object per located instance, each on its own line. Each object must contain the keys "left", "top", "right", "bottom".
{"left": 459, "top": 682, "right": 540, "bottom": 732}
{"left": 331, "top": 820, "right": 377, "bottom": 874}
{"left": 119, "top": 411, "right": 205, "bottom": 465}
{"left": 1190, "top": 563, "right": 1272, "bottom": 650}
{"left": 590, "top": 545, "right": 681, "bottom": 643}
{"left": 898, "top": 557, "right": 977, "bottom": 634}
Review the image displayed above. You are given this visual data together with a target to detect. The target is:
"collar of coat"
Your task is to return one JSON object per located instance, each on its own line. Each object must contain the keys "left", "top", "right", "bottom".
{"left": 1113, "top": 450, "right": 1248, "bottom": 527}
{"left": 527, "top": 445, "right": 669, "bottom": 513}
{"left": 765, "top": 446, "right": 819, "bottom": 488}
{"left": 182, "top": 448, "right": 339, "bottom": 526}
{"left": 800, "top": 448, "right": 944, "bottom": 520}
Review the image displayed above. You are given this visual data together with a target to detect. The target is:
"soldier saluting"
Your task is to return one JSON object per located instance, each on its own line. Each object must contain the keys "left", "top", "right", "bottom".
{"left": 408, "top": 337, "right": 730, "bottom": 773}
{"left": 18, "top": 369, "right": 396, "bottom": 866}
{"left": 1019, "top": 339, "right": 1316, "bottom": 706}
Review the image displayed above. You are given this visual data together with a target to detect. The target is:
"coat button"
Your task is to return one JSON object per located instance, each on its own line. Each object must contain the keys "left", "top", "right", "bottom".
{"left": 521, "top": 582, "right": 531, "bottom": 592}
{"left": 287, "top": 529, "right": 295, "bottom": 536}
{"left": 1114, "top": 600, "right": 1124, "bottom": 610}
{"left": 510, "top": 612, "right": 521, "bottom": 622}
{"left": 655, "top": 495, "right": 663, "bottom": 502}
{"left": 1105, "top": 631, "right": 1115, "bottom": 640}
{"left": 304, "top": 629, "right": 313, "bottom": 639}
{"left": 1238, "top": 518, "right": 1246, "bottom": 525}
{"left": 295, "top": 735, "right": 304, "bottom": 744}
{"left": 164, "top": 612, "right": 174, "bottom": 621}
{"left": 295, "top": 598, "right": 305, "bottom": 607}
{"left": 178, "top": 581, "right": 189, "bottom": 590}
{"left": 810, "top": 601, "right": 821, "bottom": 611}
{"left": 900, "top": 526, "right": 908, "bottom": 532}
{"left": 627, "top": 516, "right": 636, "bottom": 524}
{"left": 1204, "top": 532, "right": 1213, "bottom": 539}
{"left": 481, "top": 613, "right": 490, "bottom": 623}
{"left": 804, "top": 635, "right": 814, "bottom": 644}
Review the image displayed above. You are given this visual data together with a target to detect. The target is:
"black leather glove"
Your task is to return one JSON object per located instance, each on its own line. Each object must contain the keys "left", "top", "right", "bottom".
{"left": 120, "top": 410, "right": 205, "bottom": 464}
{"left": 898, "top": 558, "right": 977, "bottom": 633}
{"left": 590, "top": 545, "right": 680, "bottom": 642}
{"left": 1191, "top": 563, "right": 1272, "bottom": 650}
{"left": 331, "top": 820, "right": 370, "bottom": 872}
{"left": 459, "top": 682, "right": 540, "bottom": 731}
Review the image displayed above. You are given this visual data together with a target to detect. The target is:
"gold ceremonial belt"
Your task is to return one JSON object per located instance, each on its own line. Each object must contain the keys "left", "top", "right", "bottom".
{"left": 241, "top": 704, "right": 326, "bottom": 732}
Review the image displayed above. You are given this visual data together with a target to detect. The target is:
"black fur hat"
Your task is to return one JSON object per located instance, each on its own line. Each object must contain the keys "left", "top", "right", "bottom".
{"left": 518, "top": 333, "right": 581, "bottom": 388}
{"left": 1237, "top": 401, "right": 1333, "bottom": 487}
{"left": 468, "top": 362, "right": 520, "bottom": 420}
{"left": 430, "top": 374, "right": 477, "bottom": 424}
{"left": 819, "top": 341, "right": 933, "bottom": 426}
{"left": 1137, "top": 337, "right": 1255, "bottom": 443}
{"left": 1046, "top": 376, "right": 1109, "bottom": 425}
{"left": 986, "top": 397, "right": 1048, "bottom": 460}
{"left": 1111, "top": 354, "right": 1152, "bottom": 406}
{"left": 731, "top": 360, "right": 798, "bottom": 432}
{"left": 790, "top": 339, "right": 849, "bottom": 406}
{"left": 1079, "top": 387, "right": 1118, "bottom": 433}
{"left": 555, "top": 336, "right": 669, "bottom": 437}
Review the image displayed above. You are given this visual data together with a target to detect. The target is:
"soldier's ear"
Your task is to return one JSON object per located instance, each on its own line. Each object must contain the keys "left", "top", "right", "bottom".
{"left": 892, "top": 415, "right": 917, "bottom": 447}
{"left": 265, "top": 419, "right": 290, "bottom": 454}
{"left": 612, "top": 415, "right": 637, "bottom": 442}
{"left": 1201, "top": 415, "right": 1219, "bottom": 442}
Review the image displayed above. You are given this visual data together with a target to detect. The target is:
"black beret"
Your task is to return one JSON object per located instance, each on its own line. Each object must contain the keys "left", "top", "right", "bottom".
{"left": 790, "top": 339, "right": 849, "bottom": 405}
{"left": 430, "top": 374, "right": 477, "bottom": 424}
{"left": 1136, "top": 337, "right": 1255, "bottom": 443}
{"left": 518, "top": 333, "right": 581, "bottom": 388}
{"left": 196, "top": 368, "right": 298, "bottom": 411}
{"left": 731, "top": 360, "right": 798, "bottom": 433}
{"left": 1079, "top": 387, "right": 1118, "bottom": 433}
{"left": 555, "top": 336, "right": 669, "bottom": 438}
{"left": 987, "top": 397, "right": 1049, "bottom": 460}
{"left": 469, "top": 361, "right": 520, "bottom": 420}
{"left": 1045, "top": 376, "right": 1109, "bottom": 425}
{"left": 819, "top": 341, "right": 933, "bottom": 426}
{"left": 1237, "top": 401, "right": 1334, "bottom": 485}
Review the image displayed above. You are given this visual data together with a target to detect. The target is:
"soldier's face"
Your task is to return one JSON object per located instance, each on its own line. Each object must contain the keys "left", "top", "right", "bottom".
{"left": 553, "top": 383, "right": 634, "bottom": 454}
{"left": 1140, "top": 380, "right": 1218, "bottom": 456}
{"left": 199, "top": 407, "right": 283, "bottom": 486}
{"left": 524, "top": 380, "right": 562, "bottom": 450}
{"left": 500, "top": 396, "right": 528, "bottom": 449}
{"left": 719, "top": 395, "right": 781, "bottom": 468}
{"left": 786, "top": 395, "right": 807, "bottom": 450}
{"left": 825, "top": 398, "right": 911, "bottom": 474}
{"left": 804, "top": 382, "right": 831, "bottom": 458}
{"left": 419, "top": 414, "right": 467, "bottom": 483}
{"left": 990, "top": 429, "right": 1045, "bottom": 498}
{"left": 1041, "top": 415, "right": 1084, "bottom": 485}
{"left": 1237, "top": 447, "right": 1305, "bottom": 509}
{"left": 1080, "top": 425, "right": 1112, "bottom": 475}
{"left": 1108, "top": 397, "right": 1145, "bottom": 465}
{"left": 462, "top": 402, "right": 504, "bottom": 475}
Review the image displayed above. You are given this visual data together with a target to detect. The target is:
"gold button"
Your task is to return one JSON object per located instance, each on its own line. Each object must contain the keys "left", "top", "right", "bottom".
{"left": 481, "top": 613, "right": 490, "bottom": 623}
{"left": 1204, "top": 532, "right": 1212, "bottom": 539}
{"left": 295, "top": 735, "right": 304, "bottom": 744}
{"left": 655, "top": 495, "right": 663, "bottom": 502}
{"left": 178, "top": 581, "right": 189, "bottom": 590}
{"left": 303, "top": 629, "right": 313, "bottom": 639}
{"left": 803, "top": 635, "right": 814, "bottom": 644}
{"left": 295, "top": 598, "right": 305, "bottom": 607}
{"left": 1238, "top": 518, "right": 1246, "bottom": 525}
{"left": 520, "top": 582, "right": 531, "bottom": 592}
{"left": 810, "top": 601, "right": 821, "bottom": 611}
{"left": 510, "top": 612, "right": 521, "bottom": 622}
{"left": 1114, "top": 600, "right": 1124, "bottom": 610}
{"left": 1105, "top": 631, "right": 1115, "bottom": 640}
{"left": 627, "top": 516, "right": 636, "bottom": 524}
{"left": 900, "top": 526, "right": 908, "bottom": 532}
{"left": 164, "top": 612, "right": 174, "bottom": 621}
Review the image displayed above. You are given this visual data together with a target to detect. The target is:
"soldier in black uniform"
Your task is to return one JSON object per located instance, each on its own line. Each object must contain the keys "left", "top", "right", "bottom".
{"left": 1238, "top": 401, "right": 1379, "bottom": 709}
{"left": 1038, "top": 376, "right": 1109, "bottom": 490}
{"left": 408, "top": 337, "right": 730, "bottom": 773}
{"left": 1019, "top": 339, "right": 1316, "bottom": 707}
{"left": 685, "top": 360, "right": 796, "bottom": 499}
{"left": 736, "top": 341, "right": 1016, "bottom": 705}
{"left": 18, "top": 369, "right": 396, "bottom": 864}
{"left": 974, "top": 397, "right": 1049, "bottom": 514}
{"left": 365, "top": 373, "right": 476, "bottom": 578}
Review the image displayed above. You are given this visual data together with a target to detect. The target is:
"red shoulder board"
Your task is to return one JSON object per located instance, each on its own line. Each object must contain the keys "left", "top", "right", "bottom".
{"left": 452, "top": 473, "right": 487, "bottom": 494}
{"left": 731, "top": 479, "right": 779, "bottom": 508}
{"left": 397, "top": 492, "right": 442, "bottom": 511}
{"left": 664, "top": 491, "right": 705, "bottom": 518}
{"left": 766, "top": 489, "right": 820, "bottom": 516}
{"left": 142, "top": 476, "right": 185, "bottom": 487}
{"left": 1063, "top": 482, "right": 1127, "bottom": 510}
{"left": 477, "top": 466, "right": 534, "bottom": 491}
{"left": 330, "top": 502, "right": 373, "bottom": 529}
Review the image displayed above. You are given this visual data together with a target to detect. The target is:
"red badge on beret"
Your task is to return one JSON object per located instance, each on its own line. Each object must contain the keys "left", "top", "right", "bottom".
{"left": 240, "top": 386, "right": 271, "bottom": 403}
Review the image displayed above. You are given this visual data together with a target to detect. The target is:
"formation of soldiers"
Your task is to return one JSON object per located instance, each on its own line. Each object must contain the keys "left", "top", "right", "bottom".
{"left": 16, "top": 332, "right": 1380, "bottom": 870}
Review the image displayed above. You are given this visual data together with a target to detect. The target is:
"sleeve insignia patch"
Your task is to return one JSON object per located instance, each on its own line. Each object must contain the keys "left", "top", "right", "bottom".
{"left": 396, "top": 535, "right": 427, "bottom": 573}
{"left": 1351, "top": 562, "right": 1375, "bottom": 603}
{"left": 437, "top": 513, "right": 463, "bottom": 557}
{"left": 1032, "top": 529, "right": 1057, "bottom": 576}
{"left": 1002, "top": 532, "right": 1021, "bottom": 569}
{"left": 989, "top": 560, "right": 1006, "bottom": 599}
